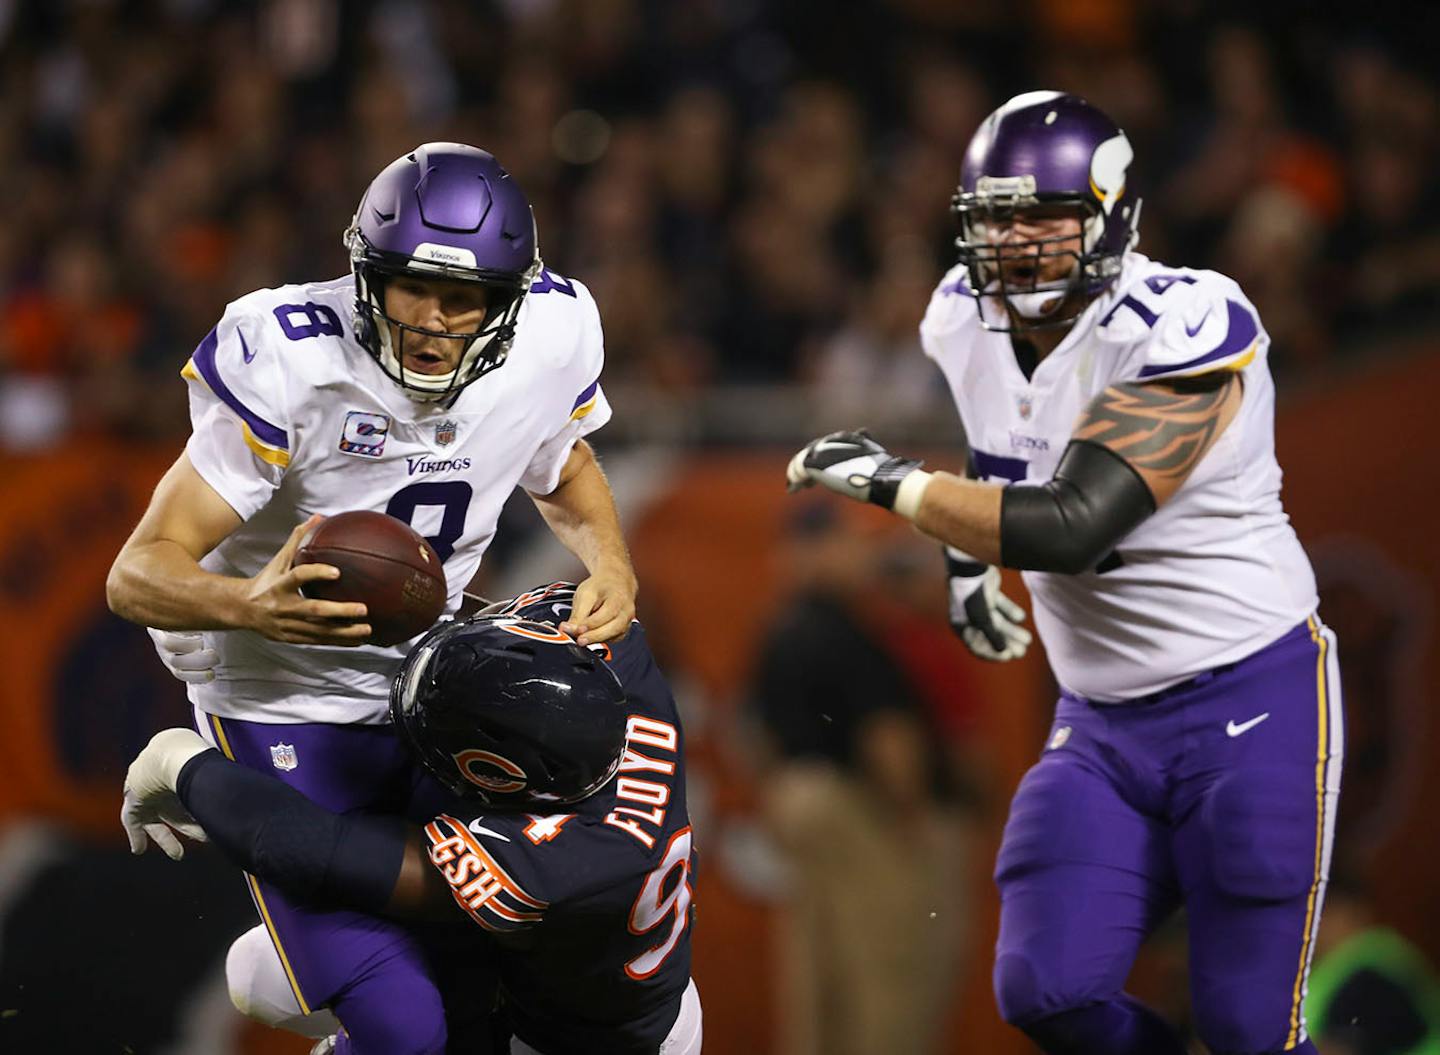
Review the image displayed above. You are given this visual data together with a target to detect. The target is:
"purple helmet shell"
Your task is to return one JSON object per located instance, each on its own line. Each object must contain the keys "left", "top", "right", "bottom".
{"left": 952, "top": 91, "right": 1142, "bottom": 330}
{"left": 344, "top": 143, "right": 541, "bottom": 400}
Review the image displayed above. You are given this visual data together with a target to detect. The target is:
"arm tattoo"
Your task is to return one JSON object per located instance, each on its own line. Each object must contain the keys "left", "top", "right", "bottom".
{"left": 1073, "top": 374, "right": 1236, "bottom": 479}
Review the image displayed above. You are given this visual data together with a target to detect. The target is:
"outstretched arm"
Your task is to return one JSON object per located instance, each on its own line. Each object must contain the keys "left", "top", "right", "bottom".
{"left": 123, "top": 730, "right": 447, "bottom": 919}
{"left": 788, "top": 371, "right": 1242, "bottom": 574}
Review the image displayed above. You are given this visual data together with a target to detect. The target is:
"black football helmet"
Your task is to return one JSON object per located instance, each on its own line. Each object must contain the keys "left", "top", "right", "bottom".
{"left": 390, "top": 614, "right": 627, "bottom": 806}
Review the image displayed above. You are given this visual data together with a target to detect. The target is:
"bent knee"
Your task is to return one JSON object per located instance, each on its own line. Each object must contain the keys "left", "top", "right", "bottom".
{"left": 226, "top": 926, "right": 340, "bottom": 1040}
{"left": 994, "top": 950, "right": 1081, "bottom": 1026}
{"left": 226, "top": 926, "right": 291, "bottom": 1020}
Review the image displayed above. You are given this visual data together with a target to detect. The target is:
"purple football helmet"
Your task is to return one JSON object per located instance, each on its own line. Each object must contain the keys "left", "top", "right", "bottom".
{"left": 344, "top": 143, "right": 541, "bottom": 400}
{"left": 952, "top": 91, "right": 1141, "bottom": 331}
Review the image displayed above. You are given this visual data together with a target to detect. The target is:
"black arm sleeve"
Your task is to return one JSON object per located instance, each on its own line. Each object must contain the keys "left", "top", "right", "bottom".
{"left": 999, "top": 440, "right": 1156, "bottom": 574}
{"left": 176, "top": 750, "right": 407, "bottom": 914}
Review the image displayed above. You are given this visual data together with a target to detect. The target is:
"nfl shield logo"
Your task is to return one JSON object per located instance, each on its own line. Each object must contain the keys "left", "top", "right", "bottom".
{"left": 270, "top": 743, "right": 299, "bottom": 771}
{"left": 1047, "top": 725, "right": 1072, "bottom": 751}
{"left": 1017, "top": 396, "right": 1033, "bottom": 421}
{"left": 434, "top": 419, "right": 458, "bottom": 447}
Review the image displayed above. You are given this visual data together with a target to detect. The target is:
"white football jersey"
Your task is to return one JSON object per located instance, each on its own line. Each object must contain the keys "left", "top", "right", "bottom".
{"left": 181, "top": 270, "right": 612, "bottom": 723}
{"left": 921, "top": 252, "right": 1318, "bottom": 702}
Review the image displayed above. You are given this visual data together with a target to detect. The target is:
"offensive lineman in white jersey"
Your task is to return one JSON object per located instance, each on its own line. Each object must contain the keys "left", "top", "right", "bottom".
{"left": 107, "top": 143, "right": 638, "bottom": 1054}
{"left": 788, "top": 93, "right": 1342, "bottom": 1055}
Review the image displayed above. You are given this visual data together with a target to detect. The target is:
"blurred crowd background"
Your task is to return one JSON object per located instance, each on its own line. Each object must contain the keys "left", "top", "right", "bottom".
{"left": 5, "top": 0, "right": 1440, "bottom": 450}
{"left": 2, "top": 1, "right": 1440, "bottom": 1053}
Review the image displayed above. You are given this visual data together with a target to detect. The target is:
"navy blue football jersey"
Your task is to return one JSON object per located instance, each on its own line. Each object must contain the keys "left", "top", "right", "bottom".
{"left": 421, "top": 583, "right": 695, "bottom": 1054}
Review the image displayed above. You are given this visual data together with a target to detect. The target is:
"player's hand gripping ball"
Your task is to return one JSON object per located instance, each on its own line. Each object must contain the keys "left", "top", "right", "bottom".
{"left": 297, "top": 512, "right": 447, "bottom": 647}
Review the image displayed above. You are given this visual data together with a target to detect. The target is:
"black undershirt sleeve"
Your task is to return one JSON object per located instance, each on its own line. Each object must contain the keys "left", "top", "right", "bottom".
{"left": 999, "top": 439, "right": 1156, "bottom": 574}
{"left": 176, "top": 750, "right": 408, "bottom": 915}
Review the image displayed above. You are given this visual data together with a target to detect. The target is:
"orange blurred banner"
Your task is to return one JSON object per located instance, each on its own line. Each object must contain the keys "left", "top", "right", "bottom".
{"left": 0, "top": 444, "right": 190, "bottom": 834}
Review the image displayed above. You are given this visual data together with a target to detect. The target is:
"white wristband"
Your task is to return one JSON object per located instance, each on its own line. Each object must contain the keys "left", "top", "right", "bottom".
{"left": 892, "top": 469, "right": 934, "bottom": 521}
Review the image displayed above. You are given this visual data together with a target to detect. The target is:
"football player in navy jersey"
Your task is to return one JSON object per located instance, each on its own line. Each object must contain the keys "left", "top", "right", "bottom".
{"left": 122, "top": 583, "right": 701, "bottom": 1055}
{"left": 789, "top": 92, "right": 1341, "bottom": 1055}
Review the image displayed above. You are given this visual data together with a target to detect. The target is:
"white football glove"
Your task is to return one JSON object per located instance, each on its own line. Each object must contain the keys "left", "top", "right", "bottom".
{"left": 786, "top": 430, "right": 928, "bottom": 514}
{"left": 147, "top": 628, "right": 219, "bottom": 684}
{"left": 946, "top": 547, "right": 1032, "bottom": 662}
{"left": 121, "top": 728, "right": 213, "bottom": 861}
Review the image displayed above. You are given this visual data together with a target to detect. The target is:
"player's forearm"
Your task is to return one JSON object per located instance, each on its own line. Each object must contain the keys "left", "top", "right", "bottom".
{"left": 530, "top": 445, "right": 634, "bottom": 580}
{"left": 910, "top": 472, "right": 1005, "bottom": 565}
{"left": 106, "top": 539, "right": 254, "bottom": 631}
{"left": 176, "top": 750, "right": 409, "bottom": 915}
{"left": 913, "top": 444, "right": 1156, "bottom": 573}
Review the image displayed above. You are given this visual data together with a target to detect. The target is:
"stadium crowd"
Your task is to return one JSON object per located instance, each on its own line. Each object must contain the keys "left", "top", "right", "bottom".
{"left": 1, "top": 0, "right": 1437, "bottom": 452}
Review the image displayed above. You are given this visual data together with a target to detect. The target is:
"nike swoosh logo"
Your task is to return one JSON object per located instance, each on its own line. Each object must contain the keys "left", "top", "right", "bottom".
{"left": 239, "top": 329, "right": 256, "bottom": 363}
{"left": 812, "top": 440, "right": 857, "bottom": 455}
{"left": 1184, "top": 308, "right": 1212, "bottom": 337}
{"left": 467, "top": 818, "right": 511, "bottom": 842}
{"left": 551, "top": 603, "right": 570, "bottom": 618}
{"left": 1226, "top": 712, "right": 1270, "bottom": 737}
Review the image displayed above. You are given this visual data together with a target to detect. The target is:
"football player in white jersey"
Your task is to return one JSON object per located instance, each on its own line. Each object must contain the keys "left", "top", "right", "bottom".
{"left": 788, "top": 93, "right": 1342, "bottom": 1055}
{"left": 106, "top": 143, "right": 637, "bottom": 1054}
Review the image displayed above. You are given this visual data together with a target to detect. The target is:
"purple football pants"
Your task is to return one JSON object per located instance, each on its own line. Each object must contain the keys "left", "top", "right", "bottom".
{"left": 994, "top": 618, "right": 1343, "bottom": 1055}
{"left": 195, "top": 707, "right": 447, "bottom": 1055}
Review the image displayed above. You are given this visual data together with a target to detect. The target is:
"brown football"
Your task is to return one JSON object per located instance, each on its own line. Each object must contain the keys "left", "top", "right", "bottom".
{"left": 296, "top": 511, "right": 447, "bottom": 647}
